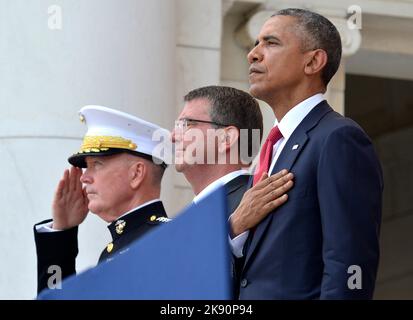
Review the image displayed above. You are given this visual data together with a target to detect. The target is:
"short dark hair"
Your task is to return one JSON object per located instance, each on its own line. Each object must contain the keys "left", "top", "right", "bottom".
{"left": 184, "top": 85, "right": 263, "bottom": 164}
{"left": 272, "top": 8, "right": 342, "bottom": 86}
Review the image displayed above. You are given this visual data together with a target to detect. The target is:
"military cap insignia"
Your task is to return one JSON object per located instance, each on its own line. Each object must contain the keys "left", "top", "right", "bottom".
{"left": 67, "top": 105, "right": 171, "bottom": 169}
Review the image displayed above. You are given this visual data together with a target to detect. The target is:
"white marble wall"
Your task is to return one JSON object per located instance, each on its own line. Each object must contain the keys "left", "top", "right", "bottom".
{"left": 0, "top": 0, "right": 176, "bottom": 299}
{"left": 171, "top": 0, "right": 224, "bottom": 215}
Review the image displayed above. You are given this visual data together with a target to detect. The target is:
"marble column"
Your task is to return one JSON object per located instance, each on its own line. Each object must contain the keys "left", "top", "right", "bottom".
{"left": 173, "top": 0, "right": 223, "bottom": 214}
{"left": 0, "top": 0, "right": 175, "bottom": 298}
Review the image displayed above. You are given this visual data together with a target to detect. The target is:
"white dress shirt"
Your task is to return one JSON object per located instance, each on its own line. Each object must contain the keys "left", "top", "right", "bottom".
{"left": 35, "top": 198, "right": 162, "bottom": 233}
{"left": 229, "top": 93, "right": 325, "bottom": 257}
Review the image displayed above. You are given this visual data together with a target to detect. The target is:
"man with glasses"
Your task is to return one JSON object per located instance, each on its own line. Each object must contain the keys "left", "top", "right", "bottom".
{"left": 172, "top": 85, "right": 294, "bottom": 222}
{"left": 171, "top": 86, "right": 295, "bottom": 297}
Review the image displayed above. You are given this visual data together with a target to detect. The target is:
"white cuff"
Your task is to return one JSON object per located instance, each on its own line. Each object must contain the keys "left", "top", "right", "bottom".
{"left": 35, "top": 221, "right": 62, "bottom": 233}
{"left": 228, "top": 231, "right": 249, "bottom": 258}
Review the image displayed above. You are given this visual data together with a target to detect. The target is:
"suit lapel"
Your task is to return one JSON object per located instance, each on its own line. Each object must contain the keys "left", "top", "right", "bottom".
{"left": 225, "top": 174, "right": 251, "bottom": 218}
{"left": 243, "top": 101, "right": 333, "bottom": 270}
{"left": 225, "top": 174, "right": 251, "bottom": 196}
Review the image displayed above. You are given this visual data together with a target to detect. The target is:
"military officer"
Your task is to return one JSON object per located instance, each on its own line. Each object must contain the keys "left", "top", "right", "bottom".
{"left": 34, "top": 105, "right": 171, "bottom": 294}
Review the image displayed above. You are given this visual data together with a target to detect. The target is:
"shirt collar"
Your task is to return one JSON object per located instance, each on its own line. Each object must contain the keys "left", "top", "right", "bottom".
{"left": 116, "top": 198, "right": 162, "bottom": 220}
{"left": 275, "top": 93, "right": 325, "bottom": 140}
{"left": 193, "top": 169, "right": 249, "bottom": 204}
{"left": 107, "top": 199, "right": 165, "bottom": 242}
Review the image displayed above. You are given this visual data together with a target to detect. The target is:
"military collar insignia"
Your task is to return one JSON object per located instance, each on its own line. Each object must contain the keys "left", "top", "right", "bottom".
{"left": 115, "top": 220, "right": 126, "bottom": 235}
{"left": 155, "top": 216, "right": 171, "bottom": 223}
{"left": 146, "top": 215, "right": 171, "bottom": 225}
{"left": 107, "top": 201, "right": 168, "bottom": 241}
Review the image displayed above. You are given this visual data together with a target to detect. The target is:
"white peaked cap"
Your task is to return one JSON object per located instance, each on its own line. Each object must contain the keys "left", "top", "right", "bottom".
{"left": 68, "top": 105, "right": 171, "bottom": 168}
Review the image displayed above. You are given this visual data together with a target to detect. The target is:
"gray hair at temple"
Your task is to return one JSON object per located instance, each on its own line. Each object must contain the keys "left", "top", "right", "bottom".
{"left": 272, "top": 8, "right": 342, "bottom": 86}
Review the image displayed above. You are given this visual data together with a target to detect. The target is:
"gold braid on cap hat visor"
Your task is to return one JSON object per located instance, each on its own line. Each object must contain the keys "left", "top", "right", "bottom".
{"left": 78, "top": 136, "right": 137, "bottom": 153}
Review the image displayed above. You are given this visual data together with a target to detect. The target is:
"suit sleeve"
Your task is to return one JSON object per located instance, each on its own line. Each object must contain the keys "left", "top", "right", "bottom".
{"left": 34, "top": 219, "right": 79, "bottom": 294}
{"left": 318, "top": 125, "right": 383, "bottom": 299}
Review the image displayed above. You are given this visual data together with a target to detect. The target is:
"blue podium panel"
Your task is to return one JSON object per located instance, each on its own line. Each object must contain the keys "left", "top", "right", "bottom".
{"left": 38, "top": 186, "right": 232, "bottom": 300}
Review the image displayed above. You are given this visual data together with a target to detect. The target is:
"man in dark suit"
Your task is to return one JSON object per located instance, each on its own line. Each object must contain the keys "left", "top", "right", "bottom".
{"left": 34, "top": 106, "right": 171, "bottom": 294}
{"left": 172, "top": 85, "right": 293, "bottom": 222}
{"left": 171, "top": 86, "right": 295, "bottom": 297}
{"left": 230, "top": 8, "right": 383, "bottom": 299}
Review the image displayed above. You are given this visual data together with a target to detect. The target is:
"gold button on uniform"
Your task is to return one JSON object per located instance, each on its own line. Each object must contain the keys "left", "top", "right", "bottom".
{"left": 107, "top": 243, "right": 114, "bottom": 253}
{"left": 150, "top": 215, "right": 157, "bottom": 222}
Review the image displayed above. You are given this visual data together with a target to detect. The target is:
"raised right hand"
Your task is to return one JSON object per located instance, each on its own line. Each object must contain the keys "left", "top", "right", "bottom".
{"left": 52, "top": 166, "right": 89, "bottom": 230}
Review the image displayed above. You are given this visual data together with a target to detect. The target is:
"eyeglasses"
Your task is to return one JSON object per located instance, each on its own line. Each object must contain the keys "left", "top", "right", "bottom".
{"left": 174, "top": 118, "right": 231, "bottom": 131}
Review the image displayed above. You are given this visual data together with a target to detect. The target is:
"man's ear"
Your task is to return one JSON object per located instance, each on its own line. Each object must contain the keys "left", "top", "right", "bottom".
{"left": 129, "top": 161, "right": 146, "bottom": 189}
{"left": 218, "top": 126, "right": 239, "bottom": 153}
{"left": 304, "top": 49, "right": 328, "bottom": 76}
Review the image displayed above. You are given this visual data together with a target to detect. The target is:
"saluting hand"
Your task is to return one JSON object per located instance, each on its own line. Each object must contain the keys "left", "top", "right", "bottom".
{"left": 229, "top": 169, "right": 294, "bottom": 238}
{"left": 52, "top": 166, "right": 89, "bottom": 230}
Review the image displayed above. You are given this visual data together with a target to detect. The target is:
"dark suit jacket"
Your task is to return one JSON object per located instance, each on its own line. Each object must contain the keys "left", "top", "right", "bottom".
{"left": 237, "top": 101, "right": 383, "bottom": 299}
{"left": 221, "top": 174, "right": 251, "bottom": 298}
{"left": 34, "top": 201, "right": 168, "bottom": 294}
{"left": 225, "top": 174, "right": 251, "bottom": 219}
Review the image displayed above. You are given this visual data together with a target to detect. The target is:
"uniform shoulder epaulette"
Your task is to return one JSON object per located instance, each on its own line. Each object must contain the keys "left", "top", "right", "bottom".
{"left": 156, "top": 217, "right": 172, "bottom": 223}
{"left": 147, "top": 215, "right": 172, "bottom": 225}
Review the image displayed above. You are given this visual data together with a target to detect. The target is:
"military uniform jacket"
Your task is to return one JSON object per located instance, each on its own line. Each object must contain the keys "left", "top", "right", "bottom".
{"left": 34, "top": 200, "right": 169, "bottom": 294}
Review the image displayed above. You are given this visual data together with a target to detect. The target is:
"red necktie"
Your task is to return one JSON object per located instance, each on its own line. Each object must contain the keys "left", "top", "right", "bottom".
{"left": 253, "top": 126, "right": 283, "bottom": 185}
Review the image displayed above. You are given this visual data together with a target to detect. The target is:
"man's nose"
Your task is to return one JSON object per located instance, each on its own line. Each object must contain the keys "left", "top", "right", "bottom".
{"left": 171, "top": 127, "right": 184, "bottom": 143}
{"left": 247, "top": 45, "right": 262, "bottom": 64}
{"left": 80, "top": 169, "right": 92, "bottom": 184}
{"left": 171, "top": 128, "right": 177, "bottom": 143}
